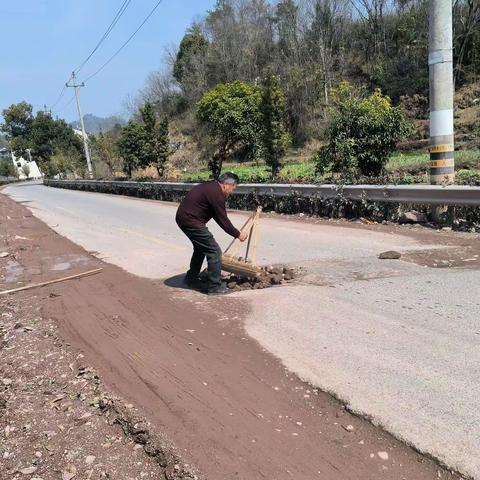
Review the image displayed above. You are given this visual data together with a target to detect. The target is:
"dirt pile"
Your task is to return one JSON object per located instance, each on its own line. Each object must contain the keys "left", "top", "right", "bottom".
{"left": 225, "top": 265, "right": 297, "bottom": 291}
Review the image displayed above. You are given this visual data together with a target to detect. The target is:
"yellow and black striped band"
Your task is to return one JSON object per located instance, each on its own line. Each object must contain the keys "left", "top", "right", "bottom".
{"left": 430, "top": 144, "right": 454, "bottom": 177}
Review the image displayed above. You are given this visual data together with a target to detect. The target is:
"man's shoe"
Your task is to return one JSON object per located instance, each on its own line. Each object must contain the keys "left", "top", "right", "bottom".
{"left": 184, "top": 276, "right": 201, "bottom": 288}
{"left": 206, "top": 285, "right": 231, "bottom": 295}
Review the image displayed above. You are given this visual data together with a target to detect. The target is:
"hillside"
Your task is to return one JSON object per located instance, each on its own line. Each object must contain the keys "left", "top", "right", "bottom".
{"left": 71, "top": 114, "right": 125, "bottom": 134}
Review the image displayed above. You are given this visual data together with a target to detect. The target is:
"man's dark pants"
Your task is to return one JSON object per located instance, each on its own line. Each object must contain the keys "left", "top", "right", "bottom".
{"left": 180, "top": 226, "right": 222, "bottom": 291}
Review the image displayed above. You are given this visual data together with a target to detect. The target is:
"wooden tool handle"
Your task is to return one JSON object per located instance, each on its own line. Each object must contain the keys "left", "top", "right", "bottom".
{"left": 223, "top": 207, "right": 262, "bottom": 264}
{"left": 224, "top": 213, "right": 255, "bottom": 255}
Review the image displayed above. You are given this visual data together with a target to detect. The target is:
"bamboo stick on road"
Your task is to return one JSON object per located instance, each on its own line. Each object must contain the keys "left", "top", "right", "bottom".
{"left": 0, "top": 268, "right": 103, "bottom": 295}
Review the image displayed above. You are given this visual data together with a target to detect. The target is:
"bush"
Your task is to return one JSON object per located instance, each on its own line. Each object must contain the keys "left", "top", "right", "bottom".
{"left": 0, "top": 159, "right": 17, "bottom": 178}
{"left": 315, "top": 82, "right": 412, "bottom": 180}
{"left": 197, "top": 81, "right": 262, "bottom": 178}
{"left": 457, "top": 169, "right": 480, "bottom": 186}
{"left": 259, "top": 74, "right": 291, "bottom": 176}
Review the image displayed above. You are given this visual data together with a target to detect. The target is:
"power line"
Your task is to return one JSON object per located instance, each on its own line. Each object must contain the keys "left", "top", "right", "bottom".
{"left": 50, "top": 82, "right": 68, "bottom": 110}
{"left": 54, "top": 94, "right": 76, "bottom": 116}
{"left": 74, "top": 0, "right": 133, "bottom": 75}
{"left": 47, "top": 0, "right": 132, "bottom": 112}
{"left": 83, "top": 0, "right": 165, "bottom": 83}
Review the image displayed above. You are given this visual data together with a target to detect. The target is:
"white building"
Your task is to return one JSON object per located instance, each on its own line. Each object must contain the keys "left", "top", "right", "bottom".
{"left": 10, "top": 150, "right": 43, "bottom": 179}
{"left": 73, "top": 128, "right": 89, "bottom": 142}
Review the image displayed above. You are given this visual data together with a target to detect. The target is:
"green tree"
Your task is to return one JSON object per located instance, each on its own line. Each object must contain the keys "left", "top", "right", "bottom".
{"left": 116, "top": 121, "right": 146, "bottom": 177}
{"left": 315, "top": 82, "right": 412, "bottom": 179}
{"left": 93, "top": 131, "right": 122, "bottom": 176}
{"left": 173, "top": 27, "right": 209, "bottom": 84}
{"left": 259, "top": 74, "right": 291, "bottom": 176}
{"left": 43, "top": 147, "right": 84, "bottom": 179}
{"left": 1, "top": 102, "right": 34, "bottom": 157}
{"left": 197, "top": 81, "right": 262, "bottom": 178}
{"left": 139, "top": 102, "right": 157, "bottom": 172}
{"left": 155, "top": 117, "right": 171, "bottom": 177}
{"left": 0, "top": 159, "right": 17, "bottom": 178}
{"left": 140, "top": 102, "right": 156, "bottom": 133}
{"left": 1, "top": 102, "right": 84, "bottom": 171}
{"left": 140, "top": 102, "right": 172, "bottom": 178}
{"left": 30, "top": 112, "right": 83, "bottom": 167}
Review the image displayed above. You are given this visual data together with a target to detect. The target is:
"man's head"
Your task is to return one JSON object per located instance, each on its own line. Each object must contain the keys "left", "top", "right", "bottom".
{"left": 218, "top": 172, "right": 240, "bottom": 196}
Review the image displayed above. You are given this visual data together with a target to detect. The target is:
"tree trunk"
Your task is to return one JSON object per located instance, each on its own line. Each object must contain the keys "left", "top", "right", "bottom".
{"left": 209, "top": 144, "right": 226, "bottom": 180}
{"left": 156, "top": 164, "right": 164, "bottom": 178}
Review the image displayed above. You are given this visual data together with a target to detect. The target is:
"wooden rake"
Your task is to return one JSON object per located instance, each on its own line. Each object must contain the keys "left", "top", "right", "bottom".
{"left": 221, "top": 207, "right": 262, "bottom": 278}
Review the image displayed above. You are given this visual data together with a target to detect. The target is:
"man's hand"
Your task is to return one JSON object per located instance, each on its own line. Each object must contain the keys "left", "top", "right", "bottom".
{"left": 238, "top": 231, "right": 248, "bottom": 242}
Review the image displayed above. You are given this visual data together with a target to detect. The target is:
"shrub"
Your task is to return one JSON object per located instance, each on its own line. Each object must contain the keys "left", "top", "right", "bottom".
{"left": 315, "top": 82, "right": 412, "bottom": 180}
{"left": 259, "top": 74, "right": 291, "bottom": 176}
{"left": 116, "top": 121, "right": 147, "bottom": 178}
{"left": 0, "top": 159, "right": 16, "bottom": 177}
{"left": 197, "top": 81, "right": 262, "bottom": 178}
{"left": 42, "top": 148, "right": 83, "bottom": 179}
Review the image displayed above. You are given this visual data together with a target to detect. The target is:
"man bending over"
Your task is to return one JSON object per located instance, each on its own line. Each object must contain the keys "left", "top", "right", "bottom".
{"left": 176, "top": 172, "right": 247, "bottom": 295}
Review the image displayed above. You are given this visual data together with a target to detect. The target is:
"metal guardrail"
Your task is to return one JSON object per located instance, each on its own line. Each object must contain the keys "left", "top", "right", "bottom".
{"left": 44, "top": 179, "right": 480, "bottom": 206}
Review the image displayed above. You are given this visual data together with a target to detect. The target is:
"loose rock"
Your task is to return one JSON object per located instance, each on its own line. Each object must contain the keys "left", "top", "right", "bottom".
{"left": 61, "top": 465, "right": 77, "bottom": 480}
{"left": 20, "top": 467, "right": 37, "bottom": 475}
{"left": 377, "top": 451, "right": 389, "bottom": 461}
{"left": 399, "top": 211, "right": 428, "bottom": 224}
{"left": 378, "top": 251, "right": 402, "bottom": 260}
{"left": 270, "top": 274, "right": 283, "bottom": 285}
{"left": 269, "top": 267, "right": 284, "bottom": 275}
{"left": 225, "top": 265, "right": 297, "bottom": 291}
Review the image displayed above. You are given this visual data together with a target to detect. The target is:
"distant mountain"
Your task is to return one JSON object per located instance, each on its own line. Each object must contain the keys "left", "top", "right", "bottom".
{"left": 70, "top": 114, "right": 126, "bottom": 134}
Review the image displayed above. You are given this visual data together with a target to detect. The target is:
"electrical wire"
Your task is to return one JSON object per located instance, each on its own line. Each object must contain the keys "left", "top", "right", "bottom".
{"left": 55, "top": 94, "right": 76, "bottom": 116}
{"left": 83, "top": 0, "right": 165, "bottom": 83}
{"left": 49, "top": 0, "right": 164, "bottom": 119}
{"left": 49, "top": 83, "right": 68, "bottom": 110}
{"left": 74, "top": 0, "right": 132, "bottom": 75}
{"left": 48, "top": 0, "right": 132, "bottom": 110}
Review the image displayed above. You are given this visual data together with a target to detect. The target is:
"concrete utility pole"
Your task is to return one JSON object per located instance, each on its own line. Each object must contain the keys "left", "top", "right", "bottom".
{"left": 428, "top": 0, "right": 455, "bottom": 185}
{"left": 66, "top": 72, "right": 93, "bottom": 178}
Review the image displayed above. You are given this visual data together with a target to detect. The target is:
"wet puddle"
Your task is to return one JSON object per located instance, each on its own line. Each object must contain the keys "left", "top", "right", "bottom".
{"left": 49, "top": 254, "right": 90, "bottom": 272}
{"left": 4, "top": 260, "right": 25, "bottom": 283}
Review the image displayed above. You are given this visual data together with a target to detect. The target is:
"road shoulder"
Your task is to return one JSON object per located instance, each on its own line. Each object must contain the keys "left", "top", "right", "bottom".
{"left": 0, "top": 192, "right": 463, "bottom": 480}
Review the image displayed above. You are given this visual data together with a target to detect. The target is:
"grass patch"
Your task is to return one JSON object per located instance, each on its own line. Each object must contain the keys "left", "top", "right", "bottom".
{"left": 181, "top": 149, "right": 480, "bottom": 184}
{"left": 182, "top": 161, "right": 316, "bottom": 183}
{"left": 386, "top": 149, "right": 480, "bottom": 174}
{"left": 457, "top": 168, "right": 480, "bottom": 185}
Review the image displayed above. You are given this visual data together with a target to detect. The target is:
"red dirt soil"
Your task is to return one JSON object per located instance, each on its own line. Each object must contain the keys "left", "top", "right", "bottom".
{"left": 0, "top": 193, "right": 462, "bottom": 480}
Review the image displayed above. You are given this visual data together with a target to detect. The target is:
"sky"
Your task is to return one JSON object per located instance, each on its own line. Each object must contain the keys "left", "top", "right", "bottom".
{"left": 0, "top": 0, "right": 216, "bottom": 123}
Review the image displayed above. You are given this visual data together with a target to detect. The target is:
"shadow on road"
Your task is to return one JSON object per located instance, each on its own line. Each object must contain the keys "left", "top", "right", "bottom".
{"left": 163, "top": 273, "right": 200, "bottom": 292}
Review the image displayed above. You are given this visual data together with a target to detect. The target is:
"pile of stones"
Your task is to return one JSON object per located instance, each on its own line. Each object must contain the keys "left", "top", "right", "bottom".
{"left": 225, "top": 265, "right": 296, "bottom": 291}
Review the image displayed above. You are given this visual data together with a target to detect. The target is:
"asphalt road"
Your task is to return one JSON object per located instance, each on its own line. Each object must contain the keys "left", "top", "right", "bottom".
{"left": 5, "top": 182, "right": 480, "bottom": 478}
